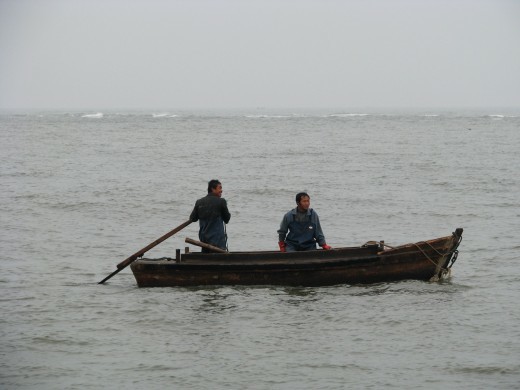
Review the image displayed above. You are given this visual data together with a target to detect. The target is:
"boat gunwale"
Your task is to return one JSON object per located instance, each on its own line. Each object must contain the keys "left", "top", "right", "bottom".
{"left": 132, "top": 235, "right": 457, "bottom": 271}
{"left": 134, "top": 234, "right": 456, "bottom": 265}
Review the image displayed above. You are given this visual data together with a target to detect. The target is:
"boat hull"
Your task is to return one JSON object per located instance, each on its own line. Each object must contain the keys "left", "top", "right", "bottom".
{"left": 130, "top": 229, "right": 463, "bottom": 287}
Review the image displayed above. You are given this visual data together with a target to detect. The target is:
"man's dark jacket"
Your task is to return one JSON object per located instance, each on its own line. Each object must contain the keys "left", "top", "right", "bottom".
{"left": 190, "top": 193, "right": 231, "bottom": 250}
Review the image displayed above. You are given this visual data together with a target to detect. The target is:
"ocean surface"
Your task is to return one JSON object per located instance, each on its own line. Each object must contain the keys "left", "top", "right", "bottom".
{"left": 1, "top": 108, "right": 519, "bottom": 389}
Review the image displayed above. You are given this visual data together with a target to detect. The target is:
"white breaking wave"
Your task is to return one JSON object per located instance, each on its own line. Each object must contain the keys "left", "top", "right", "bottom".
{"left": 245, "top": 115, "right": 294, "bottom": 118}
{"left": 152, "top": 113, "right": 179, "bottom": 118}
{"left": 489, "top": 115, "right": 519, "bottom": 118}
{"left": 327, "top": 113, "right": 369, "bottom": 117}
{"left": 81, "top": 112, "right": 103, "bottom": 118}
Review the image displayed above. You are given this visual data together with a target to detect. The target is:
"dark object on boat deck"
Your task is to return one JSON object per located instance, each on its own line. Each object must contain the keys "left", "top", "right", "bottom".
{"left": 130, "top": 228, "right": 463, "bottom": 287}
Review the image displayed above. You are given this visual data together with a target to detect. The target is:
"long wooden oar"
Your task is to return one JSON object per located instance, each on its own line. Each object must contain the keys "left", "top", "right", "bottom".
{"left": 98, "top": 220, "right": 192, "bottom": 284}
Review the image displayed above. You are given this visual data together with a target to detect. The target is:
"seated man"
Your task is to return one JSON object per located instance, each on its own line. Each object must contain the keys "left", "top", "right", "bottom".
{"left": 277, "top": 192, "right": 331, "bottom": 252}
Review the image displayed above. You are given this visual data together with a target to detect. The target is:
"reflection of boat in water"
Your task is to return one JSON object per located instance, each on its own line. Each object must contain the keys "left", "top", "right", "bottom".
{"left": 130, "top": 228, "right": 463, "bottom": 287}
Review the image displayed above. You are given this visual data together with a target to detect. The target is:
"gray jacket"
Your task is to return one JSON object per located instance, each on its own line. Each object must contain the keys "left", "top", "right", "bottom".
{"left": 277, "top": 208, "right": 326, "bottom": 248}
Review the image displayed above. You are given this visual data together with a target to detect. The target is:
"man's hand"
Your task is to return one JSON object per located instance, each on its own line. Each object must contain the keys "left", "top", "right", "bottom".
{"left": 278, "top": 241, "right": 286, "bottom": 252}
{"left": 321, "top": 244, "right": 332, "bottom": 250}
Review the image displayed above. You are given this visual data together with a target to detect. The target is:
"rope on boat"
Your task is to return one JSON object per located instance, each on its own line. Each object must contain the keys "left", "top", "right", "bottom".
{"left": 412, "top": 242, "right": 441, "bottom": 267}
{"left": 367, "top": 239, "right": 455, "bottom": 280}
{"left": 416, "top": 232, "right": 463, "bottom": 281}
{"left": 368, "top": 231, "right": 463, "bottom": 282}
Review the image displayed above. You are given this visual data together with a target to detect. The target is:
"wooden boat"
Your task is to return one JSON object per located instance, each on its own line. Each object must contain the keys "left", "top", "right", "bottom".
{"left": 129, "top": 228, "right": 463, "bottom": 287}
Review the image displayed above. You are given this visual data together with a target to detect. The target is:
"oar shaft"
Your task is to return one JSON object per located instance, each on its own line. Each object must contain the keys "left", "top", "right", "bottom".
{"left": 98, "top": 220, "right": 192, "bottom": 284}
{"left": 117, "top": 219, "right": 192, "bottom": 269}
{"left": 98, "top": 267, "right": 124, "bottom": 285}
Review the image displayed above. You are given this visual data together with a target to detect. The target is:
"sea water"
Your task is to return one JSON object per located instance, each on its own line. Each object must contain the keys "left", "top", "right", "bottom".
{"left": 1, "top": 109, "right": 519, "bottom": 389}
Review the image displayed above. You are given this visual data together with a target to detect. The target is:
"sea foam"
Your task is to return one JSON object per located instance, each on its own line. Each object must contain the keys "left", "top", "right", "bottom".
{"left": 81, "top": 113, "right": 103, "bottom": 118}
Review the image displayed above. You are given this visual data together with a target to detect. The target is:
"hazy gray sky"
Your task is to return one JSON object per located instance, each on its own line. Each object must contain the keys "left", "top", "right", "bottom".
{"left": 1, "top": 0, "right": 519, "bottom": 109}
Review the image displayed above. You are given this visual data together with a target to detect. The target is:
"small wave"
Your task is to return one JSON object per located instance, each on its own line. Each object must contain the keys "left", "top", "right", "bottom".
{"left": 81, "top": 112, "right": 103, "bottom": 118}
{"left": 152, "top": 113, "right": 179, "bottom": 118}
{"left": 488, "top": 114, "right": 518, "bottom": 118}
{"left": 327, "top": 113, "right": 369, "bottom": 117}
{"left": 451, "top": 365, "right": 519, "bottom": 375}
{"left": 32, "top": 336, "right": 91, "bottom": 346}
{"left": 42, "top": 200, "right": 102, "bottom": 211}
{"left": 245, "top": 114, "right": 294, "bottom": 118}
{"left": 422, "top": 114, "right": 439, "bottom": 117}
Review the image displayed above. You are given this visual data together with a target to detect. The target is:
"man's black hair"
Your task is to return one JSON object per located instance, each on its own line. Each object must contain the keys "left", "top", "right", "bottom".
{"left": 296, "top": 192, "right": 310, "bottom": 204}
{"left": 208, "top": 179, "right": 222, "bottom": 193}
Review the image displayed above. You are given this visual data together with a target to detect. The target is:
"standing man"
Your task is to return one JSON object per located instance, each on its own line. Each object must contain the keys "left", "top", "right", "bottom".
{"left": 277, "top": 192, "right": 332, "bottom": 252}
{"left": 190, "top": 179, "right": 231, "bottom": 252}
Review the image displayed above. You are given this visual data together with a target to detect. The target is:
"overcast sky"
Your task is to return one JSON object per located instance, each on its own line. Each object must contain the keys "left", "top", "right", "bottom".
{"left": 0, "top": 0, "right": 519, "bottom": 110}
